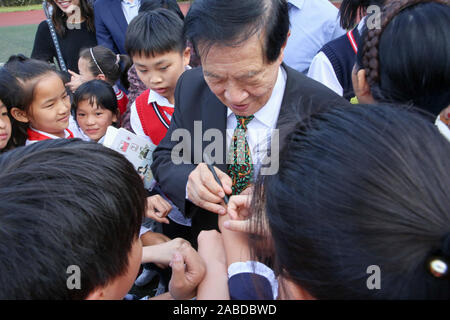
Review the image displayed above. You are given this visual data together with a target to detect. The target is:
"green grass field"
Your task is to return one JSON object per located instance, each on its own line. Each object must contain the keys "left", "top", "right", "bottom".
{"left": 0, "top": 24, "right": 38, "bottom": 63}
{"left": 0, "top": 4, "right": 41, "bottom": 12}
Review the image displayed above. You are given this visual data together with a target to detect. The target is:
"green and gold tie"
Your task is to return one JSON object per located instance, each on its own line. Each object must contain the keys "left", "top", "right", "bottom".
{"left": 227, "top": 115, "right": 254, "bottom": 195}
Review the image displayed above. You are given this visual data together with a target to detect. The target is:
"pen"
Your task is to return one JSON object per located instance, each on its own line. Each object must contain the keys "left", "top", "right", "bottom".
{"left": 203, "top": 153, "right": 229, "bottom": 205}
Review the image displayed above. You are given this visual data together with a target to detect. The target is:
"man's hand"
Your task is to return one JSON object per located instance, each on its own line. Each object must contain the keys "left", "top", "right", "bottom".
{"left": 187, "top": 163, "right": 232, "bottom": 215}
{"left": 145, "top": 195, "right": 172, "bottom": 224}
{"left": 169, "top": 243, "right": 206, "bottom": 300}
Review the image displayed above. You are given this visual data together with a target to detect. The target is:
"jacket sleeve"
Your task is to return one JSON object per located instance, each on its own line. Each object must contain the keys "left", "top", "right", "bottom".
{"left": 94, "top": 2, "right": 119, "bottom": 53}
{"left": 151, "top": 71, "right": 196, "bottom": 215}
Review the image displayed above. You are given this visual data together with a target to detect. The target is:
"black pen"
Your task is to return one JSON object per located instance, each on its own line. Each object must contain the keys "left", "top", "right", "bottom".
{"left": 203, "top": 153, "right": 229, "bottom": 205}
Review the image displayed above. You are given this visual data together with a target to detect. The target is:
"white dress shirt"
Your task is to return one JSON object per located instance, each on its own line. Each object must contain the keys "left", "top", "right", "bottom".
{"left": 284, "top": 0, "right": 346, "bottom": 73}
{"left": 121, "top": 0, "right": 140, "bottom": 24}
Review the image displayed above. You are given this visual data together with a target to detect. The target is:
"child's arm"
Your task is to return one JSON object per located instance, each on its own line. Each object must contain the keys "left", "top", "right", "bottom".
{"left": 141, "top": 238, "right": 190, "bottom": 266}
{"left": 196, "top": 230, "right": 230, "bottom": 300}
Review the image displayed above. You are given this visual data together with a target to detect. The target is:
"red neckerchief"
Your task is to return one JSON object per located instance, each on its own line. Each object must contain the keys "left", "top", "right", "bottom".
{"left": 27, "top": 127, "right": 74, "bottom": 141}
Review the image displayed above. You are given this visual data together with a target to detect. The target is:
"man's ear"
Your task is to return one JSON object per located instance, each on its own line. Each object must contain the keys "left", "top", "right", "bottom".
{"left": 183, "top": 46, "right": 191, "bottom": 67}
{"left": 353, "top": 68, "right": 376, "bottom": 104}
{"left": 276, "top": 30, "right": 291, "bottom": 65}
{"left": 10, "top": 107, "right": 30, "bottom": 123}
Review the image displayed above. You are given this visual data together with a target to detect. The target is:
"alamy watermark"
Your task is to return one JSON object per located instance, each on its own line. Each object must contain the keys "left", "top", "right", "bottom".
{"left": 169, "top": 121, "right": 280, "bottom": 176}
{"left": 366, "top": 265, "right": 381, "bottom": 290}
{"left": 66, "top": 265, "right": 81, "bottom": 290}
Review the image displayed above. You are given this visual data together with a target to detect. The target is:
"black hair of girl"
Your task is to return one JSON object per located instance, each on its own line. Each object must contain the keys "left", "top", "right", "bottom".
{"left": 48, "top": 0, "right": 95, "bottom": 37}
{"left": 356, "top": 0, "right": 450, "bottom": 116}
{"left": 0, "top": 67, "right": 22, "bottom": 151}
{"left": 4, "top": 55, "right": 65, "bottom": 146}
{"left": 339, "top": 0, "right": 386, "bottom": 29}
{"left": 252, "top": 103, "right": 450, "bottom": 300}
{"left": 139, "top": 0, "right": 185, "bottom": 20}
{"left": 72, "top": 80, "right": 119, "bottom": 126}
{"left": 79, "top": 46, "right": 132, "bottom": 90}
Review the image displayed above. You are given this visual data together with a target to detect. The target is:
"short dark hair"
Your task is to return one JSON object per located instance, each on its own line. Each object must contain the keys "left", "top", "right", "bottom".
{"left": 125, "top": 8, "right": 186, "bottom": 59}
{"left": 339, "top": 0, "right": 386, "bottom": 29}
{"left": 0, "top": 139, "right": 146, "bottom": 299}
{"left": 139, "top": 0, "right": 184, "bottom": 20}
{"left": 356, "top": 0, "right": 450, "bottom": 116}
{"left": 184, "top": 0, "right": 289, "bottom": 63}
{"left": 253, "top": 104, "right": 450, "bottom": 299}
{"left": 73, "top": 79, "right": 119, "bottom": 124}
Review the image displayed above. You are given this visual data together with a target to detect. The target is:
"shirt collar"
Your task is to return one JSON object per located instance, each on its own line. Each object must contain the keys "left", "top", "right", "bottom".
{"left": 29, "top": 126, "right": 72, "bottom": 140}
{"left": 148, "top": 90, "right": 174, "bottom": 108}
{"left": 288, "top": 0, "right": 305, "bottom": 10}
{"left": 122, "top": 0, "right": 139, "bottom": 6}
{"left": 227, "top": 66, "right": 287, "bottom": 128}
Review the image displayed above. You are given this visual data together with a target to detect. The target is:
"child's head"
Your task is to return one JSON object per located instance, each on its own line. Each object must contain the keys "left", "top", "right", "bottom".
{"left": 125, "top": 8, "right": 190, "bottom": 104}
{"left": 0, "top": 139, "right": 146, "bottom": 299}
{"left": 339, "top": 0, "right": 387, "bottom": 29}
{"left": 254, "top": 104, "right": 450, "bottom": 299}
{"left": 78, "top": 46, "right": 132, "bottom": 90}
{"left": 353, "top": 0, "right": 450, "bottom": 116}
{"left": 4, "top": 55, "right": 71, "bottom": 145}
{"left": 0, "top": 67, "right": 21, "bottom": 151}
{"left": 73, "top": 80, "right": 119, "bottom": 142}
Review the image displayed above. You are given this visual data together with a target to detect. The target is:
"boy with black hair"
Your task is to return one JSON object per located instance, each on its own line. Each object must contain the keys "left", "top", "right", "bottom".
{"left": 0, "top": 139, "right": 204, "bottom": 299}
{"left": 125, "top": 8, "right": 192, "bottom": 243}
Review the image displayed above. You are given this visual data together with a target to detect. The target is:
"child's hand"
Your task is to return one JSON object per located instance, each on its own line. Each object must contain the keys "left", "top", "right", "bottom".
{"left": 169, "top": 244, "right": 206, "bottom": 300}
{"left": 222, "top": 193, "right": 270, "bottom": 236}
{"left": 142, "top": 237, "right": 190, "bottom": 266}
{"left": 146, "top": 195, "right": 172, "bottom": 224}
{"left": 66, "top": 70, "right": 83, "bottom": 93}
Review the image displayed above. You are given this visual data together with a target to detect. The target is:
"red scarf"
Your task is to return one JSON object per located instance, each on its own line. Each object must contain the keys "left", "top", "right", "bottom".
{"left": 27, "top": 127, "right": 74, "bottom": 142}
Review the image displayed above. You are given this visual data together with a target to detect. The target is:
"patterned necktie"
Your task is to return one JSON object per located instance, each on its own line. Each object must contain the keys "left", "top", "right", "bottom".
{"left": 227, "top": 115, "right": 254, "bottom": 195}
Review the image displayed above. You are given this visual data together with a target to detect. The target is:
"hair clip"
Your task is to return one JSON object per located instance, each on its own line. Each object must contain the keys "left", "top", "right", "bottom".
{"left": 428, "top": 257, "right": 448, "bottom": 278}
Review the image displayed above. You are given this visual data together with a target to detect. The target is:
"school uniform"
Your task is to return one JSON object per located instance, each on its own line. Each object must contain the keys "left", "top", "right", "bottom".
{"left": 26, "top": 127, "right": 74, "bottom": 146}
{"left": 307, "top": 18, "right": 366, "bottom": 100}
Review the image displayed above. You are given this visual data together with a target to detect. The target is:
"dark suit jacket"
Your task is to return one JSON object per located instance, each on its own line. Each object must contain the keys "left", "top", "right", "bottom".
{"left": 151, "top": 63, "right": 350, "bottom": 244}
{"left": 94, "top": 0, "right": 128, "bottom": 55}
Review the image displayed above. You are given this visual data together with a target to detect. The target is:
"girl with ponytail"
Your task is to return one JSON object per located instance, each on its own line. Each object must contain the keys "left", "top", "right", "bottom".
{"left": 352, "top": 0, "right": 450, "bottom": 117}
{"left": 67, "top": 45, "right": 132, "bottom": 116}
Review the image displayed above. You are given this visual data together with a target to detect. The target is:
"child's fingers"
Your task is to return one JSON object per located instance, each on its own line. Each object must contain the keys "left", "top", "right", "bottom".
{"left": 223, "top": 219, "right": 251, "bottom": 233}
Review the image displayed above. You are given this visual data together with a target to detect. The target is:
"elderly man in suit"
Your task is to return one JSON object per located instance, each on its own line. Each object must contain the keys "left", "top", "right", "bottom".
{"left": 151, "top": 0, "right": 350, "bottom": 244}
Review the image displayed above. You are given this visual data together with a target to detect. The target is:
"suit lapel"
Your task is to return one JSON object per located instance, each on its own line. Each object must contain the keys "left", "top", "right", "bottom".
{"left": 202, "top": 92, "right": 228, "bottom": 172}
{"left": 276, "top": 63, "right": 295, "bottom": 128}
{"left": 108, "top": 0, "right": 128, "bottom": 36}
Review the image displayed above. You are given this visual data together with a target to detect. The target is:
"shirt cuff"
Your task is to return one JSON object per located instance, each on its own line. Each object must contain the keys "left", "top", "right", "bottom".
{"left": 228, "top": 261, "right": 278, "bottom": 300}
